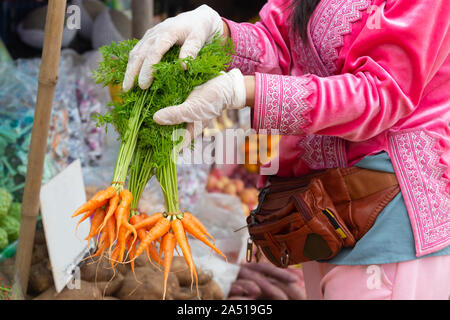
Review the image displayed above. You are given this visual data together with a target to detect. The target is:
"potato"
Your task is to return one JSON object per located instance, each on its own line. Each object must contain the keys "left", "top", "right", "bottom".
{"left": 31, "top": 243, "right": 48, "bottom": 265}
{"left": 198, "top": 269, "right": 213, "bottom": 286}
{"left": 116, "top": 266, "right": 179, "bottom": 300}
{"left": 228, "top": 282, "right": 245, "bottom": 297}
{"left": 32, "top": 287, "right": 60, "bottom": 300}
{"left": 227, "top": 296, "right": 255, "bottom": 300}
{"left": 267, "top": 277, "right": 306, "bottom": 300}
{"left": 80, "top": 257, "right": 116, "bottom": 282}
{"left": 115, "top": 260, "right": 131, "bottom": 276}
{"left": 28, "top": 258, "right": 53, "bottom": 294}
{"left": 134, "top": 252, "right": 150, "bottom": 268}
{"left": 94, "top": 271, "right": 124, "bottom": 296}
{"left": 199, "top": 280, "right": 224, "bottom": 300}
{"left": 231, "top": 279, "right": 262, "bottom": 298}
{"left": 170, "top": 256, "right": 190, "bottom": 286}
{"left": 34, "top": 281, "right": 102, "bottom": 300}
{"left": 171, "top": 257, "right": 211, "bottom": 287}
{"left": 238, "top": 267, "right": 288, "bottom": 300}
{"left": 172, "top": 286, "right": 198, "bottom": 300}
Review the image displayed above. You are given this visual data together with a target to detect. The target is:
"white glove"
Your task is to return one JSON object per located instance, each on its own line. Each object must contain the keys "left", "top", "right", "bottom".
{"left": 123, "top": 5, "right": 224, "bottom": 92}
{"left": 154, "top": 68, "right": 246, "bottom": 126}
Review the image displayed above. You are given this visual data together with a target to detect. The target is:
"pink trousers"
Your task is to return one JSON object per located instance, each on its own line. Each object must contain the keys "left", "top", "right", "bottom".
{"left": 301, "top": 255, "right": 450, "bottom": 300}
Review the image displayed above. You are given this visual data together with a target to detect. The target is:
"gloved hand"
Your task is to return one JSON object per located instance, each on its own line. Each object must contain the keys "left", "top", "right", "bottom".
{"left": 156, "top": 68, "right": 247, "bottom": 150}
{"left": 123, "top": 5, "right": 224, "bottom": 92}
{"left": 154, "top": 68, "right": 246, "bottom": 125}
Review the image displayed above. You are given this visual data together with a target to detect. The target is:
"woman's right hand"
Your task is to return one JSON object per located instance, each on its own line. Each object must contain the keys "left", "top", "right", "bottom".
{"left": 123, "top": 5, "right": 225, "bottom": 92}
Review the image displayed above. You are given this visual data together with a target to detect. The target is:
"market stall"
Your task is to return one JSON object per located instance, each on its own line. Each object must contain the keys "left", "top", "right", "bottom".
{"left": 0, "top": 0, "right": 306, "bottom": 301}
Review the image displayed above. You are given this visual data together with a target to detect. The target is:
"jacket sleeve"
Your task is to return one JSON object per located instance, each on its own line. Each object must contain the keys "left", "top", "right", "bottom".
{"left": 222, "top": 0, "right": 293, "bottom": 76}
{"left": 252, "top": 0, "right": 450, "bottom": 141}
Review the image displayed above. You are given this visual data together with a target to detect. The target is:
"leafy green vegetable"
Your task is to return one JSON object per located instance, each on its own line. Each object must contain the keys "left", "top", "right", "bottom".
{"left": 7, "top": 202, "right": 21, "bottom": 222}
{"left": 0, "top": 188, "right": 12, "bottom": 219}
{"left": 0, "top": 216, "right": 19, "bottom": 242}
{"left": 93, "top": 39, "right": 152, "bottom": 191}
{"left": 0, "top": 228, "right": 8, "bottom": 250}
{"left": 94, "top": 35, "right": 234, "bottom": 212}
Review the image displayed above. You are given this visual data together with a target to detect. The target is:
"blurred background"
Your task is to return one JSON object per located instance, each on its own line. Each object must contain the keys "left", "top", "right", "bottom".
{"left": 0, "top": 0, "right": 266, "bottom": 59}
{"left": 0, "top": 0, "right": 305, "bottom": 302}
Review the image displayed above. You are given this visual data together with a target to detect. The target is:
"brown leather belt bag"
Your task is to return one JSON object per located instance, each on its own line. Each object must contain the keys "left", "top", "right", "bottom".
{"left": 245, "top": 167, "right": 400, "bottom": 268}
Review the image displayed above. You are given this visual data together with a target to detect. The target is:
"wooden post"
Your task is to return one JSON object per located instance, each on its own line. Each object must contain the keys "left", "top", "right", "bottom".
{"left": 131, "top": 0, "right": 154, "bottom": 39}
{"left": 15, "top": 0, "right": 67, "bottom": 294}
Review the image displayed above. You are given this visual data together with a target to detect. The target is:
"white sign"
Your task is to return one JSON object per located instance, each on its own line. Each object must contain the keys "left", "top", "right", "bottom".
{"left": 39, "top": 159, "right": 92, "bottom": 293}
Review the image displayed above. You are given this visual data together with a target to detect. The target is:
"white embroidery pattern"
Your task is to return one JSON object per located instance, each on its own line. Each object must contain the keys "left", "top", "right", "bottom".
{"left": 255, "top": 73, "right": 313, "bottom": 135}
{"left": 311, "top": 0, "right": 371, "bottom": 74}
{"left": 291, "top": 0, "right": 371, "bottom": 76}
{"left": 389, "top": 130, "right": 450, "bottom": 255}
{"left": 290, "top": 37, "right": 328, "bottom": 77}
{"left": 227, "top": 21, "right": 262, "bottom": 75}
{"left": 299, "top": 135, "right": 348, "bottom": 169}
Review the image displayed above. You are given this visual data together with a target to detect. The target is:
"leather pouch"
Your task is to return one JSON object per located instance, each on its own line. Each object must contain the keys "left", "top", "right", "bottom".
{"left": 246, "top": 167, "right": 400, "bottom": 267}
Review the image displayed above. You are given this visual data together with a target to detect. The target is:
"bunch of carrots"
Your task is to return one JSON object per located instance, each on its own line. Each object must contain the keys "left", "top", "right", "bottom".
{"left": 72, "top": 36, "right": 233, "bottom": 299}
{"left": 72, "top": 189, "right": 226, "bottom": 299}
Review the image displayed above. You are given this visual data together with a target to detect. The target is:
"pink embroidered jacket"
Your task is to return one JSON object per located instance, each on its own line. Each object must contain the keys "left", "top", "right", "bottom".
{"left": 223, "top": 0, "right": 450, "bottom": 257}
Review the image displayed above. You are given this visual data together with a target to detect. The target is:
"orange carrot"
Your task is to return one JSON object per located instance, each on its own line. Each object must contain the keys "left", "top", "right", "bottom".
{"left": 129, "top": 214, "right": 141, "bottom": 226}
{"left": 171, "top": 219, "right": 198, "bottom": 290}
{"left": 127, "top": 234, "right": 138, "bottom": 279}
{"left": 122, "top": 212, "right": 138, "bottom": 249}
{"left": 135, "top": 217, "right": 171, "bottom": 258}
{"left": 161, "top": 232, "right": 176, "bottom": 300}
{"left": 74, "top": 208, "right": 94, "bottom": 234}
{"left": 181, "top": 218, "right": 227, "bottom": 261}
{"left": 184, "top": 212, "right": 214, "bottom": 241}
{"left": 147, "top": 242, "right": 164, "bottom": 267}
{"left": 85, "top": 208, "right": 106, "bottom": 241}
{"left": 105, "top": 215, "right": 116, "bottom": 248}
{"left": 110, "top": 244, "right": 120, "bottom": 268}
{"left": 130, "top": 215, "right": 161, "bottom": 266}
{"left": 115, "top": 190, "right": 133, "bottom": 235}
{"left": 127, "top": 214, "right": 143, "bottom": 276}
{"left": 117, "top": 226, "right": 131, "bottom": 263}
{"left": 132, "top": 212, "right": 164, "bottom": 229}
{"left": 84, "top": 229, "right": 109, "bottom": 261}
{"left": 136, "top": 226, "right": 147, "bottom": 242}
{"left": 98, "top": 194, "right": 119, "bottom": 232}
{"left": 132, "top": 217, "right": 149, "bottom": 246}
{"left": 72, "top": 187, "right": 116, "bottom": 217}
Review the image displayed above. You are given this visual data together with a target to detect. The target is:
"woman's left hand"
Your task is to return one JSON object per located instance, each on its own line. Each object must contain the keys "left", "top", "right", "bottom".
{"left": 153, "top": 68, "right": 247, "bottom": 125}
